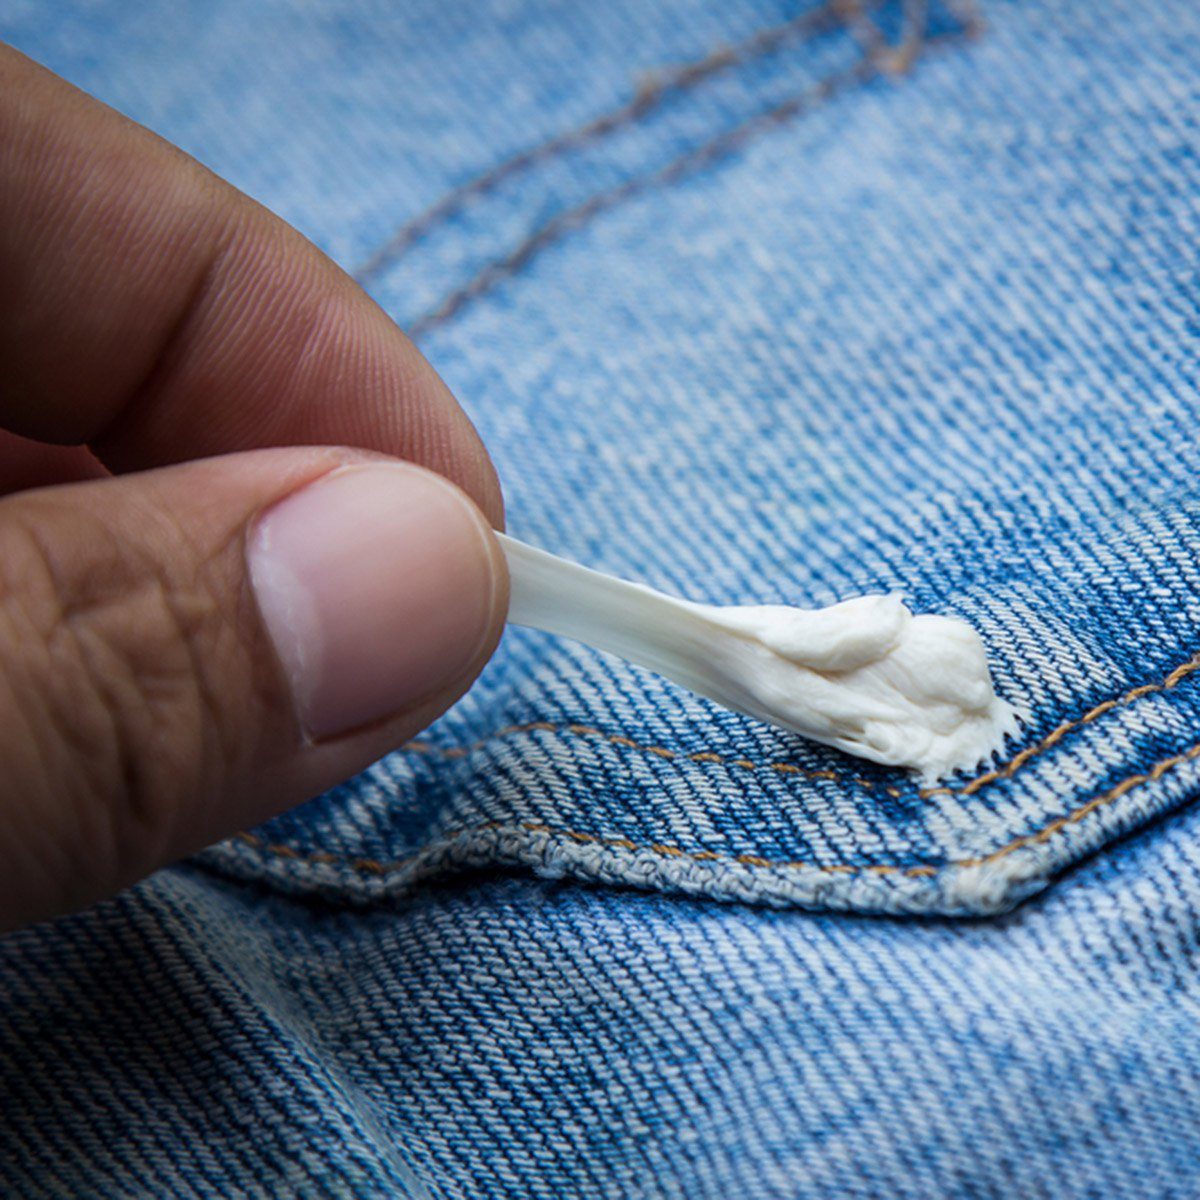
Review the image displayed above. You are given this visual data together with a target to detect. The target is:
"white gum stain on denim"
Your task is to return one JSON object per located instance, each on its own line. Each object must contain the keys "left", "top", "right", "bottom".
{"left": 500, "top": 535, "right": 1019, "bottom": 781}
{"left": 694, "top": 594, "right": 1020, "bottom": 781}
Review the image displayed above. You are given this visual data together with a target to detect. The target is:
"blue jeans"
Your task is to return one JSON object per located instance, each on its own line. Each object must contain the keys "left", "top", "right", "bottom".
{"left": 4, "top": 0, "right": 1200, "bottom": 1194}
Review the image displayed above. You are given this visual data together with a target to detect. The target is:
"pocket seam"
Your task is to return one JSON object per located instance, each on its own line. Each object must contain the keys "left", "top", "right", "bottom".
{"left": 354, "top": 2, "right": 849, "bottom": 287}
{"left": 232, "top": 740, "right": 1200, "bottom": 881}
{"left": 387, "top": 3, "right": 984, "bottom": 335}
{"left": 401, "top": 650, "right": 1200, "bottom": 802}
{"left": 227, "top": 653, "right": 1200, "bottom": 883}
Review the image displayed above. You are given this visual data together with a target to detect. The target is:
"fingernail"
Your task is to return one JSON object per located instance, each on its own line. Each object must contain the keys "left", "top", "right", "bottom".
{"left": 248, "top": 463, "right": 502, "bottom": 739}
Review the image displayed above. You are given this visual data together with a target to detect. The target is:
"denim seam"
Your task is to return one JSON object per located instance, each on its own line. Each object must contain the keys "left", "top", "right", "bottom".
{"left": 407, "top": 55, "right": 869, "bottom": 335}
{"left": 231, "top": 737, "right": 1200, "bottom": 882}
{"left": 230, "top": 650, "right": 1200, "bottom": 880}
{"left": 354, "top": 0, "right": 854, "bottom": 285}
{"left": 402, "top": 651, "right": 1200, "bottom": 801}
{"left": 409, "top": 722, "right": 889, "bottom": 792}
{"left": 405, "top": 6, "right": 981, "bottom": 334}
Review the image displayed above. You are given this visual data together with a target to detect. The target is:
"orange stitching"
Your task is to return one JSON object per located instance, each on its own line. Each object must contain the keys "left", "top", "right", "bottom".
{"left": 405, "top": 721, "right": 865, "bottom": 788}
{"left": 403, "top": 651, "right": 1200, "bottom": 800}
{"left": 354, "top": 1, "right": 852, "bottom": 285}
{"left": 409, "top": 61, "right": 871, "bottom": 334}
{"left": 959, "top": 742, "right": 1200, "bottom": 870}
{"left": 408, "top": 9, "right": 994, "bottom": 335}
{"left": 406, "top": 6, "right": 988, "bottom": 336}
{"left": 926, "top": 651, "right": 1200, "bottom": 799}
{"left": 234, "top": 740, "right": 1200, "bottom": 883}
{"left": 230, "top": 650, "right": 1200, "bottom": 883}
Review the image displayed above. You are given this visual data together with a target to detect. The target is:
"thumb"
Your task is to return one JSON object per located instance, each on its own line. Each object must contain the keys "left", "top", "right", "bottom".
{"left": 0, "top": 448, "right": 507, "bottom": 929}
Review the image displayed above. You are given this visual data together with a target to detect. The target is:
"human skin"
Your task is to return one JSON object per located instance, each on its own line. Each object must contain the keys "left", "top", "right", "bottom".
{"left": 0, "top": 43, "right": 510, "bottom": 930}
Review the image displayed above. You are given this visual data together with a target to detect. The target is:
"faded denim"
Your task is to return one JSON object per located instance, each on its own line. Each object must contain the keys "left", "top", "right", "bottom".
{"left": 3, "top": 0, "right": 1200, "bottom": 1195}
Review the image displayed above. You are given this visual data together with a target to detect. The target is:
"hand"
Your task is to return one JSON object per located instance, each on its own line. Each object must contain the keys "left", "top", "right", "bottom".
{"left": 0, "top": 45, "right": 509, "bottom": 929}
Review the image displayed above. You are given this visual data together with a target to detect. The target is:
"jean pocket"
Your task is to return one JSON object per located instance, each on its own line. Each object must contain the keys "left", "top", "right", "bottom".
{"left": 195, "top": 0, "right": 1200, "bottom": 918}
{"left": 198, "top": 500, "right": 1200, "bottom": 918}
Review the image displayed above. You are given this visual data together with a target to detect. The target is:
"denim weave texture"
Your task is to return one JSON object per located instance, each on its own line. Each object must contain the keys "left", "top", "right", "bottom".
{"left": 3, "top": 0, "right": 1200, "bottom": 1195}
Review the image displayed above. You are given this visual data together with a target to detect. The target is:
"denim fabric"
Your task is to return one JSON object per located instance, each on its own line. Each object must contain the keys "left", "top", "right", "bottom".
{"left": 4, "top": 0, "right": 1200, "bottom": 1194}
{"left": 5, "top": 807, "right": 1200, "bottom": 1199}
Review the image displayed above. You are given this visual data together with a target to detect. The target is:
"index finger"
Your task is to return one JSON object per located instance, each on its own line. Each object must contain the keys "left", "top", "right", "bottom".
{"left": 0, "top": 43, "right": 503, "bottom": 526}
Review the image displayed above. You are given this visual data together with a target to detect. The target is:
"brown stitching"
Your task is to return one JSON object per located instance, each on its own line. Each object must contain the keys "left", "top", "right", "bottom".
{"left": 922, "top": 651, "right": 1200, "bottom": 800}
{"left": 400, "top": 651, "right": 1200, "bottom": 799}
{"left": 405, "top": 7, "right": 983, "bottom": 334}
{"left": 405, "top": 721, "right": 866, "bottom": 788}
{"left": 354, "top": 1, "right": 850, "bottom": 285}
{"left": 228, "top": 649, "right": 1200, "bottom": 880}
{"left": 867, "top": 0, "right": 930, "bottom": 74}
{"left": 409, "top": 53, "right": 871, "bottom": 335}
{"left": 844, "top": 0, "right": 915, "bottom": 68}
{"left": 234, "top": 740, "right": 1200, "bottom": 883}
{"left": 959, "top": 742, "right": 1200, "bottom": 870}
{"left": 850, "top": 0, "right": 982, "bottom": 73}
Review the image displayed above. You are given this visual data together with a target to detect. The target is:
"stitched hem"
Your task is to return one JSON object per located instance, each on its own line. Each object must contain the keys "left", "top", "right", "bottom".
{"left": 355, "top": 0, "right": 851, "bottom": 285}
{"left": 355, "top": 1, "right": 981, "bottom": 335}
{"left": 406, "top": 10, "right": 983, "bottom": 335}
{"left": 195, "top": 654, "right": 1200, "bottom": 917}
{"left": 196, "top": 734, "right": 1200, "bottom": 915}
{"left": 401, "top": 652, "right": 1200, "bottom": 800}
{"left": 192, "top": 652, "right": 1200, "bottom": 912}
{"left": 218, "top": 735, "right": 1200, "bottom": 884}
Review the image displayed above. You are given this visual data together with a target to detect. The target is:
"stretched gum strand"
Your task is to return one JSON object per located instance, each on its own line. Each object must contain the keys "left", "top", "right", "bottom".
{"left": 498, "top": 534, "right": 1016, "bottom": 780}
